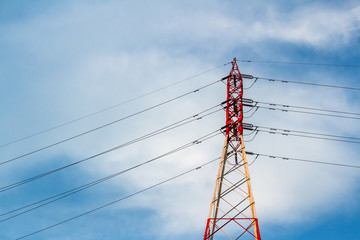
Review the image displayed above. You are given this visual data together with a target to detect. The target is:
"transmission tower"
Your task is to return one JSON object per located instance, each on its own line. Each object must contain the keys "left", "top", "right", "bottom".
{"left": 204, "top": 58, "right": 261, "bottom": 240}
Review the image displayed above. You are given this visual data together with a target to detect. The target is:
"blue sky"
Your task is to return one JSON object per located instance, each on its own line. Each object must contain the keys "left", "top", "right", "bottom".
{"left": 1, "top": 0, "right": 360, "bottom": 239}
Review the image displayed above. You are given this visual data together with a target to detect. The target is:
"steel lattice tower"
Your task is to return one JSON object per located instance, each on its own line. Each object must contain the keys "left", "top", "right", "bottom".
{"left": 204, "top": 58, "right": 261, "bottom": 240}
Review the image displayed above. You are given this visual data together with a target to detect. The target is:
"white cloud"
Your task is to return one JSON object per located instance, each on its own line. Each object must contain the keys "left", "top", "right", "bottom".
{"left": 1, "top": 1, "right": 360, "bottom": 239}
{"left": 258, "top": 4, "right": 360, "bottom": 46}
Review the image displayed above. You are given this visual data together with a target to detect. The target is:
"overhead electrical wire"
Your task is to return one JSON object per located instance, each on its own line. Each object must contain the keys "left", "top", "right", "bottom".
{"left": 255, "top": 125, "right": 360, "bottom": 141}
{"left": 1, "top": 78, "right": 224, "bottom": 166}
{"left": 15, "top": 156, "right": 221, "bottom": 240}
{"left": 0, "top": 128, "right": 222, "bottom": 193}
{"left": 243, "top": 124, "right": 360, "bottom": 144}
{"left": 0, "top": 62, "right": 231, "bottom": 149}
{"left": 241, "top": 74, "right": 360, "bottom": 91}
{"left": 0, "top": 131, "right": 222, "bottom": 222}
{"left": 243, "top": 78, "right": 258, "bottom": 90}
{"left": 256, "top": 129, "right": 360, "bottom": 144}
{"left": 243, "top": 107, "right": 259, "bottom": 119}
{"left": 237, "top": 59, "right": 360, "bottom": 68}
{"left": 244, "top": 131, "right": 259, "bottom": 143}
{"left": 241, "top": 98, "right": 360, "bottom": 120}
{"left": 247, "top": 154, "right": 259, "bottom": 166}
{"left": 255, "top": 100, "right": 360, "bottom": 117}
{"left": 246, "top": 152, "right": 360, "bottom": 169}
{"left": 256, "top": 106, "right": 360, "bottom": 120}
{"left": 243, "top": 106, "right": 257, "bottom": 114}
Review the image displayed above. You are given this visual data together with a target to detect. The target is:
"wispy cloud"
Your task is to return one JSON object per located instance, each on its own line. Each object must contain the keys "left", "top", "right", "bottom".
{"left": 0, "top": 1, "right": 359, "bottom": 239}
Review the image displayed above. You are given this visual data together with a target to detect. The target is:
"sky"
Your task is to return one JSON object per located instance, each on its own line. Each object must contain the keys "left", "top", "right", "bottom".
{"left": 0, "top": 0, "right": 360, "bottom": 239}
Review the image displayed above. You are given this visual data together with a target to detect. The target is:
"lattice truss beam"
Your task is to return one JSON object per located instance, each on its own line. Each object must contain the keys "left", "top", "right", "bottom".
{"left": 204, "top": 59, "right": 261, "bottom": 240}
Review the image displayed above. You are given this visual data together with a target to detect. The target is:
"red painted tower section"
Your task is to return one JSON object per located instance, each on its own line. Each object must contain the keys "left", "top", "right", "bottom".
{"left": 225, "top": 59, "right": 244, "bottom": 164}
{"left": 226, "top": 58, "right": 243, "bottom": 137}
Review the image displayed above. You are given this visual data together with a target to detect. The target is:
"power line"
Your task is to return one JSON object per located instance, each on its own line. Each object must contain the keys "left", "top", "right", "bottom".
{"left": 1, "top": 78, "right": 223, "bottom": 166}
{"left": 256, "top": 105, "right": 360, "bottom": 120}
{"left": 241, "top": 98, "right": 360, "bottom": 120}
{"left": 237, "top": 59, "right": 360, "bottom": 68}
{"left": 246, "top": 152, "right": 360, "bottom": 169}
{"left": 255, "top": 100, "right": 360, "bottom": 117}
{"left": 0, "top": 132, "right": 222, "bottom": 222}
{"left": 15, "top": 156, "right": 221, "bottom": 240}
{"left": 241, "top": 123, "right": 360, "bottom": 144}
{"left": 241, "top": 74, "right": 360, "bottom": 91}
{"left": 256, "top": 125, "right": 360, "bottom": 141}
{"left": 254, "top": 128, "right": 360, "bottom": 144}
{"left": 0, "top": 104, "right": 222, "bottom": 188}
{"left": 0, "top": 62, "right": 230, "bottom": 149}
{"left": 0, "top": 128, "right": 222, "bottom": 193}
